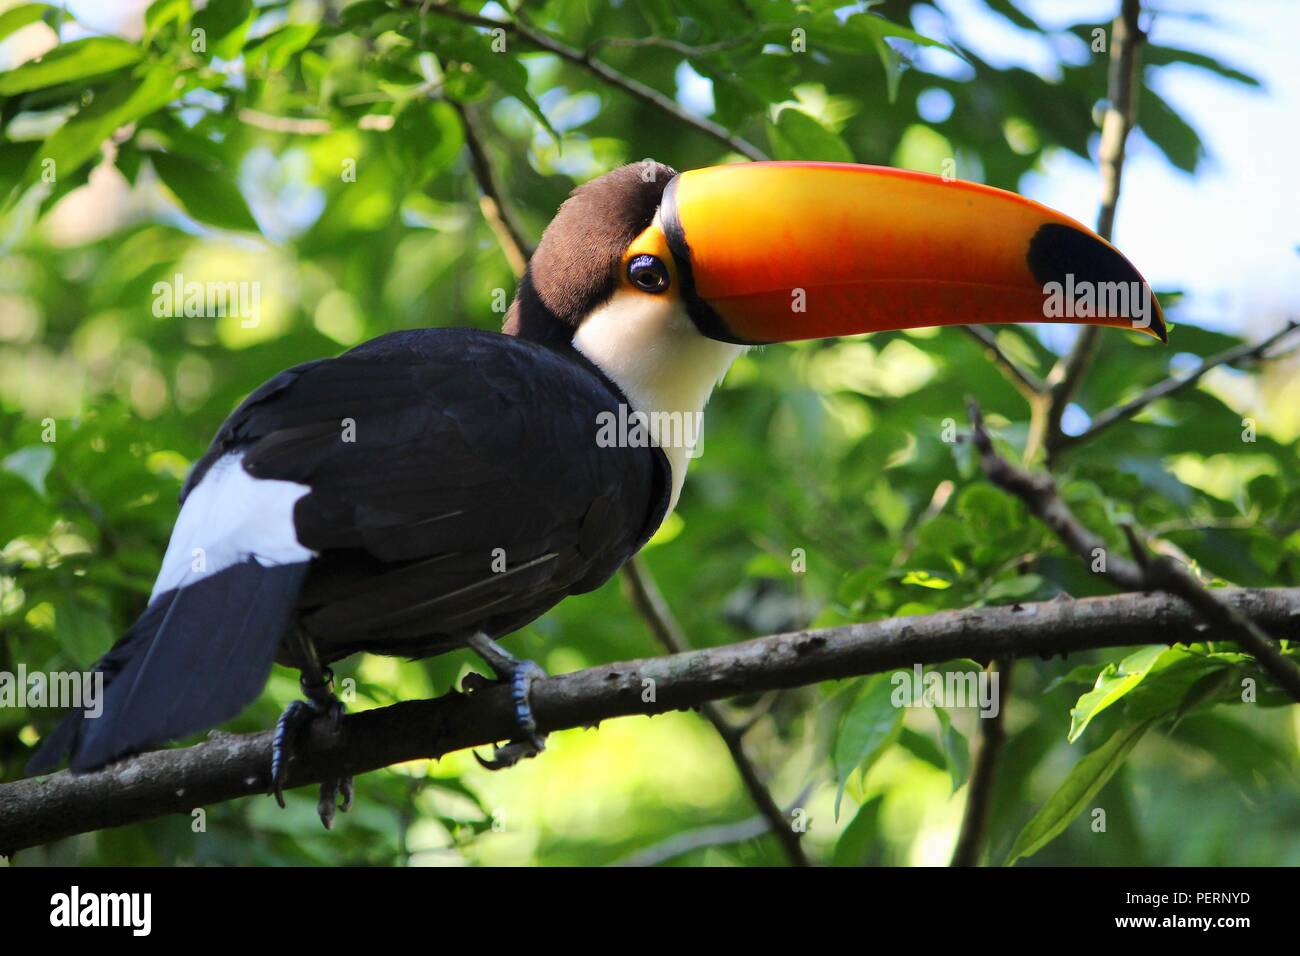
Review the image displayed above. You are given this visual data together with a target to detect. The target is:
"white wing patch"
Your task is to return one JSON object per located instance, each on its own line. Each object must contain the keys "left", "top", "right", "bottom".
{"left": 150, "top": 453, "right": 314, "bottom": 601}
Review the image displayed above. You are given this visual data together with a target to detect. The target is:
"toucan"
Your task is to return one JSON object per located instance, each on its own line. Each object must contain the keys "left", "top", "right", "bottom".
{"left": 28, "top": 161, "right": 1165, "bottom": 823}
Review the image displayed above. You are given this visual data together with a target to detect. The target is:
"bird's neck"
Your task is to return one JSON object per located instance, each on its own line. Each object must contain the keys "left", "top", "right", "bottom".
{"left": 571, "top": 290, "right": 745, "bottom": 513}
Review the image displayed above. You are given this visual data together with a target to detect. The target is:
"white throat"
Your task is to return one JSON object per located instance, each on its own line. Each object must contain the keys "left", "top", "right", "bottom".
{"left": 573, "top": 288, "right": 744, "bottom": 514}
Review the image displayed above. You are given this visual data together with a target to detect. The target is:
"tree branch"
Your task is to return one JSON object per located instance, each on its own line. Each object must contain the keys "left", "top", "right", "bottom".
{"left": 621, "top": 556, "right": 811, "bottom": 866}
{"left": 1035, "top": 0, "right": 1145, "bottom": 464}
{"left": 421, "top": 3, "right": 768, "bottom": 161}
{"left": 949, "top": 658, "right": 1013, "bottom": 866}
{"left": 1054, "top": 319, "right": 1300, "bottom": 453}
{"left": 610, "top": 783, "right": 813, "bottom": 867}
{"left": 451, "top": 100, "right": 535, "bottom": 277}
{"left": 6, "top": 586, "right": 1299, "bottom": 856}
{"left": 966, "top": 399, "right": 1300, "bottom": 702}
{"left": 960, "top": 326, "right": 1048, "bottom": 400}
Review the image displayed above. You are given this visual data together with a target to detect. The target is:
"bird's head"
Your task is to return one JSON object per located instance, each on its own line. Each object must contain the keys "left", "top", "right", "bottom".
{"left": 504, "top": 160, "right": 1163, "bottom": 503}
{"left": 506, "top": 158, "right": 1164, "bottom": 360}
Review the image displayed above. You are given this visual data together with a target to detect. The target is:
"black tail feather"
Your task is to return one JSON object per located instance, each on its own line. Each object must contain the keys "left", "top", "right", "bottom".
{"left": 27, "top": 558, "right": 307, "bottom": 775}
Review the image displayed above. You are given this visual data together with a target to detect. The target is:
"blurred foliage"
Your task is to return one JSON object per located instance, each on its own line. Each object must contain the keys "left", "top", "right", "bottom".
{"left": 0, "top": 0, "right": 1296, "bottom": 867}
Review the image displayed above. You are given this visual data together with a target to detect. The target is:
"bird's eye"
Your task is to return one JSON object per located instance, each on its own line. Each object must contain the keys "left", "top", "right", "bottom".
{"left": 628, "top": 254, "right": 670, "bottom": 294}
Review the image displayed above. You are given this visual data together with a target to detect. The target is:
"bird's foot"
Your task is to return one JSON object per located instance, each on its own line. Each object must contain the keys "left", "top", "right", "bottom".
{"left": 269, "top": 668, "right": 354, "bottom": 829}
{"left": 463, "top": 632, "right": 548, "bottom": 771}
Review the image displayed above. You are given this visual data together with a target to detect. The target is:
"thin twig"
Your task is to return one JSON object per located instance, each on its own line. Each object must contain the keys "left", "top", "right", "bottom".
{"left": 451, "top": 100, "right": 535, "bottom": 277}
{"left": 236, "top": 108, "right": 395, "bottom": 134}
{"left": 420, "top": 3, "right": 768, "bottom": 160}
{"left": 586, "top": 33, "right": 760, "bottom": 59}
{"left": 1035, "top": 0, "right": 1145, "bottom": 465}
{"left": 967, "top": 398, "right": 1300, "bottom": 702}
{"left": 8, "top": 586, "right": 1298, "bottom": 855}
{"left": 621, "top": 556, "right": 812, "bottom": 867}
{"left": 960, "top": 326, "right": 1048, "bottom": 399}
{"left": 611, "top": 783, "right": 814, "bottom": 867}
{"left": 1056, "top": 319, "right": 1300, "bottom": 452}
{"left": 950, "top": 658, "right": 1013, "bottom": 867}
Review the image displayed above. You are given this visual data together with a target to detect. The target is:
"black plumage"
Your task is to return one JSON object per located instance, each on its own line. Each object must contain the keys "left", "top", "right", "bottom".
{"left": 238, "top": 328, "right": 671, "bottom": 661}
{"left": 32, "top": 329, "right": 669, "bottom": 772}
{"left": 31, "top": 163, "right": 676, "bottom": 775}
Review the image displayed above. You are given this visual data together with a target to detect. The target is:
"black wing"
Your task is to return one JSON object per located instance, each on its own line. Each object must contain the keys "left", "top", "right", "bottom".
{"left": 190, "top": 327, "right": 670, "bottom": 662}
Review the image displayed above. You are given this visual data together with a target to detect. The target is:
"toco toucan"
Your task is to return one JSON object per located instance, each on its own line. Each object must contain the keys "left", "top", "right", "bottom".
{"left": 29, "top": 161, "right": 1165, "bottom": 824}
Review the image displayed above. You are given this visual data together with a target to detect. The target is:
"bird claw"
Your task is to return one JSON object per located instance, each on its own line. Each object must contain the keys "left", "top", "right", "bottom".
{"left": 317, "top": 769, "right": 354, "bottom": 830}
{"left": 460, "top": 670, "right": 495, "bottom": 695}
{"left": 269, "top": 686, "right": 353, "bottom": 828}
{"left": 271, "top": 699, "right": 318, "bottom": 808}
{"left": 465, "top": 634, "right": 548, "bottom": 772}
{"left": 474, "top": 738, "right": 543, "bottom": 771}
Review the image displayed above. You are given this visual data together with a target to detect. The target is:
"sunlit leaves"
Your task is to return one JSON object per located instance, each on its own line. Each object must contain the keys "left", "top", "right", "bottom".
{"left": 2, "top": 445, "right": 54, "bottom": 497}
{"left": 0, "top": 38, "right": 143, "bottom": 96}
{"left": 1004, "top": 719, "right": 1154, "bottom": 866}
{"left": 833, "top": 673, "right": 904, "bottom": 817}
{"left": 150, "top": 151, "right": 260, "bottom": 233}
{"left": 0, "top": 3, "right": 57, "bottom": 45}
{"left": 191, "top": 0, "right": 253, "bottom": 61}
{"left": 22, "top": 69, "right": 179, "bottom": 187}
{"left": 934, "top": 705, "right": 971, "bottom": 792}
{"left": 767, "top": 107, "right": 851, "bottom": 162}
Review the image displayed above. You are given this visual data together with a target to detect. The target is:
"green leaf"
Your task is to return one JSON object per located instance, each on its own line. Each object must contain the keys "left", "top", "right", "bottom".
{"left": 2, "top": 445, "right": 55, "bottom": 497}
{"left": 1145, "top": 45, "right": 1259, "bottom": 87}
{"left": 1004, "top": 719, "right": 1154, "bottom": 866}
{"left": 144, "top": 0, "right": 191, "bottom": 40}
{"left": 389, "top": 99, "right": 464, "bottom": 185}
{"left": 1068, "top": 644, "right": 1168, "bottom": 742}
{"left": 833, "top": 795, "right": 883, "bottom": 866}
{"left": 0, "top": 37, "right": 142, "bottom": 95}
{"left": 151, "top": 151, "right": 259, "bottom": 232}
{"left": 0, "top": 3, "right": 56, "bottom": 44}
{"left": 984, "top": 574, "right": 1043, "bottom": 603}
{"left": 1138, "top": 85, "right": 1203, "bottom": 174}
{"left": 24, "top": 68, "right": 179, "bottom": 185}
{"left": 981, "top": 0, "right": 1041, "bottom": 33}
{"left": 767, "top": 107, "right": 853, "bottom": 162}
{"left": 451, "top": 34, "right": 558, "bottom": 142}
{"left": 55, "top": 598, "right": 116, "bottom": 664}
{"left": 845, "top": 12, "right": 952, "bottom": 103}
{"left": 1169, "top": 712, "right": 1295, "bottom": 780}
{"left": 192, "top": 0, "right": 253, "bottom": 59}
{"left": 900, "top": 569, "right": 952, "bottom": 590}
{"left": 833, "top": 672, "right": 904, "bottom": 818}
{"left": 246, "top": 23, "right": 318, "bottom": 73}
{"left": 935, "top": 706, "right": 971, "bottom": 792}
{"left": 897, "top": 726, "right": 945, "bottom": 770}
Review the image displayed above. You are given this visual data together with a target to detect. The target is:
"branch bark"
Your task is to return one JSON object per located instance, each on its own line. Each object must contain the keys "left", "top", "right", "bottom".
{"left": 967, "top": 399, "right": 1300, "bottom": 702}
{"left": 949, "top": 658, "right": 1013, "bottom": 866}
{"left": 451, "top": 100, "right": 535, "bottom": 277}
{"left": 1054, "top": 319, "right": 1300, "bottom": 453}
{"left": 5, "top": 586, "right": 1299, "bottom": 857}
{"left": 960, "top": 326, "right": 1048, "bottom": 400}
{"left": 422, "top": 3, "right": 768, "bottom": 160}
{"left": 621, "top": 556, "right": 811, "bottom": 866}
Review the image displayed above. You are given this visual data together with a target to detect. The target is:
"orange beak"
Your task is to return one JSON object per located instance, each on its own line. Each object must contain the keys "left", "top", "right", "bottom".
{"left": 662, "top": 162, "right": 1165, "bottom": 345}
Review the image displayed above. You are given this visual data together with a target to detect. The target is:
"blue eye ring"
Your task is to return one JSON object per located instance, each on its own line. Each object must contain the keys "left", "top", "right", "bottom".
{"left": 628, "top": 254, "right": 670, "bottom": 293}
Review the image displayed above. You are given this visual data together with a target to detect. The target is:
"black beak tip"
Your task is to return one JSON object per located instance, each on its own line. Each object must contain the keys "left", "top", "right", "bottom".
{"left": 1027, "top": 222, "right": 1168, "bottom": 345}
